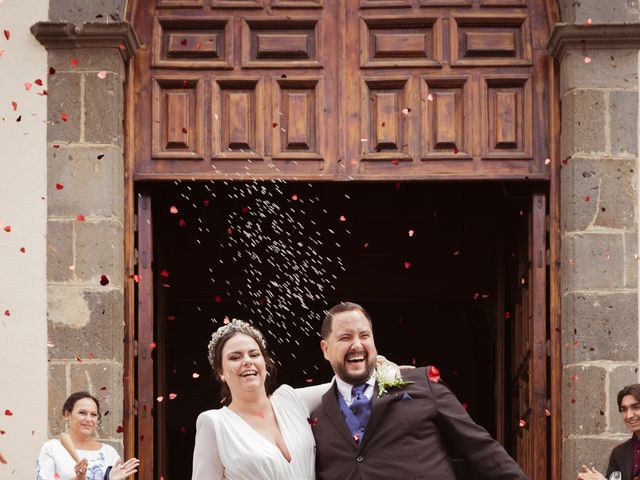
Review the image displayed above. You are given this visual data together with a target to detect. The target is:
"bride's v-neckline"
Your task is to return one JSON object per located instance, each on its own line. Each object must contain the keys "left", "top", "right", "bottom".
{"left": 225, "top": 398, "right": 293, "bottom": 464}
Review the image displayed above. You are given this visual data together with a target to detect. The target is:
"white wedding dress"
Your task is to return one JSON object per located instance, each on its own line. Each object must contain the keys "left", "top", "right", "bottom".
{"left": 192, "top": 383, "right": 330, "bottom": 480}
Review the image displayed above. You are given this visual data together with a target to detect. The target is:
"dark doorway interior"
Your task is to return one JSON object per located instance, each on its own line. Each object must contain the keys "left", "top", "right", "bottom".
{"left": 146, "top": 181, "right": 531, "bottom": 479}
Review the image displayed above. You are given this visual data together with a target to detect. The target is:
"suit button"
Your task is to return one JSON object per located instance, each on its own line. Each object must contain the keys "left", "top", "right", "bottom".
{"left": 356, "top": 456, "right": 363, "bottom": 462}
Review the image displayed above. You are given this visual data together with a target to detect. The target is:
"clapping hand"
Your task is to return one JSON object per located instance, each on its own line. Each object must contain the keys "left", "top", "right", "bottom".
{"left": 108, "top": 458, "right": 140, "bottom": 480}
{"left": 73, "top": 458, "right": 88, "bottom": 480}
{"left": 577, "top": 464, "right": 607, "bottom": 480}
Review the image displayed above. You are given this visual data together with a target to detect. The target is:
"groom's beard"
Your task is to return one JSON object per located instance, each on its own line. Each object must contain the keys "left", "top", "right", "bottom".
{"left": 333, "top": 353, "right": 376, "bottom": 385}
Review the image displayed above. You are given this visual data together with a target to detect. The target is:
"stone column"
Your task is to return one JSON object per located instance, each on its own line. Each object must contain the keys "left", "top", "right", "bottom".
{"left": 550, "top": 3, "right": 640, "bottom": 478}
{"left": 31, "top": 19, "right": 138, "bottom": 454}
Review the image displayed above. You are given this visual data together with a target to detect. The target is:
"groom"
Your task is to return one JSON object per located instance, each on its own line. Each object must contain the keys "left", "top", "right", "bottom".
{"left": 311, "top": 302, "right": 529, "bottom": 480}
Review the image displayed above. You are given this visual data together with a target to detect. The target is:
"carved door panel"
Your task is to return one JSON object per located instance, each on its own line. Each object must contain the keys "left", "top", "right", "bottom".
{"left": 132, "top": 0, "right": 339, "bottom": 179}
{"left": 342, "top": 0, "right": 549, "bottom": 179}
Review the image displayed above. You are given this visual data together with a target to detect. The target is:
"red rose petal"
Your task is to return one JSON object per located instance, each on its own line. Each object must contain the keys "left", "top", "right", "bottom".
{"left": 60, "top": 112, "right": 68, "bottom": 122}
{"left": 11, "top": 101, "right": 17, "bottom": 111}
{"left": 99, "top": 274, "right": 109, "bottom": 286}
{"left": 427, "top": 365, "right": 440, "bottom": 383}
{"left": 160, "top": 269, "right": 169, "bottom": 277}
{"left": 3, "top": 30, "right": 10, "bottom": 40}
{"left": 505, "top": 311, "right": 511, "bottom": 319}
{"left": 149, "top": 342, "right": 157, "bottom": 351}
{"left": 227, "top": 227, "right": 233, "bottom": 235}
{"left": 55, "top": 183, "right": 64, "bottom": 190}
{"left": 169, "top": 206, "right": 178, "bottom": 214}
{"left": 169, "top": 393, "right": 177, "bottom": 400}
{"left": 49, "top": 67, "right": 56, "bottom": 75}
{"left": 116, "top": 426, "right": 124, "bottom": 433}
{"left": 24, "top": 82, "right": 32, "bottom": 91}
{"left": 584, "top": 195, "right": 590, "bottom": 202}
{"left": 404, "top": 261, "right": 411, "bottom": 269}
{"left": 545, "top": 408, "right": 551, "bottom": 417}
{"left": 519, "top": 419, "right": 526, "bottom": 428}
{"left": 87, "top": 352, "right": 96, "bottom": 359}
{"left": 305, "top": 378, "right": 314, "bottom": 383}
{"left": 180, "top": 39, "right": 187, "bottom": 46}
{"left": 178, "top": 218, "right": 187, "bottom": 227}
{"left": 97, "top": 71, "right": 107, "bottom": 80}
{"left": 3, "top": 310, "right": 10, "bottom": 317}
{"left": 272, "top": 122, "right": 278, "bottom": 128}
{"left": 19, "top": 247, "right": 26, "bottom": 253}
{"left": 339, "top": 215, "right": 346, "bottom": 222}
{"left": 307, "top": 417, "right": 318, "bottom": 426}
{"left": 34, "top": 79, "right": 43, "bottom": 86}
{"left": 214, "top": 295, "right": 222, "bottom": 303}
{"left": 4, "top": 225, "right": 11, "bottom": 232}
{"left": 167, "top": 315, "right": 176, "bottom": 321}
{"left": 203, "top": 199, "right": 210, "bottom": 206}
{"left": 291, "top": 194, "right": 298, "bottom": 201}
{"left": 70, "top": 58, "right": 78, "bottom": 68}
{"left": 182, "top": 127, "right": 187, "bottom": 134}
{"left": 4, "top": 410, "right": 12, "bottom": 416}
{"left": 0, "top": 452, "right": 6, "bottom": 464}
{"left": 391, "top": 159, "right": 399, "bottom": 166}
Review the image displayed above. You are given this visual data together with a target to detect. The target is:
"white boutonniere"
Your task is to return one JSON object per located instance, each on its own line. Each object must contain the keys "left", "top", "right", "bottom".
{"left": 375, "top": 361, "right": 413, "bottom": 398}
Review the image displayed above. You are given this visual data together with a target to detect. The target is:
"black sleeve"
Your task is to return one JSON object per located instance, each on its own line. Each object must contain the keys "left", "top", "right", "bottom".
{"left": 104, "top": 466, "right": 113, "bottom": 480}
{"left": 427, "top": 376, "right": 529, "bottom": 480}
{"left": 605, "top": 446, "right": 621, "bottom": 478}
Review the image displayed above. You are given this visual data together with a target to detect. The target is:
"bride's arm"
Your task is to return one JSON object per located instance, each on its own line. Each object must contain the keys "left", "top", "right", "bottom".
{"left": 192, "top": 412, "right": 224, "bottom": 480}
{"left": 294, "top": 382, "right": 333, "bottom": 414}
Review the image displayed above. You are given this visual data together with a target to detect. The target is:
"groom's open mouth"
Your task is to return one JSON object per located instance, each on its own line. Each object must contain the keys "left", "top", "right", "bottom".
{"left": 345, "top": 352, "right": 367, "bottom": 365}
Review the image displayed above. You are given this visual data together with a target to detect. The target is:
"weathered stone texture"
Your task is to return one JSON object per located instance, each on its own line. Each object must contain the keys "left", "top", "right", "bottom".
{"left": 562, "top": 436, "right": 626, "bottom": 480}
{"left": 70, "top": 363, "right": 123, "bottom": 439}
{"left": 561, "top": 89, "right": 607, "bottom": 159}
{"left": 48, "top": 287, "right": 124, "bottom": 362}
{"left": 49, "top": 49, "right": 125, "bottom": 77}
{"left": 624, "top": 232, "right": 638, "bottom": 288}
{"left": 47, "top": 220, "right": 74, "bottom": 282}
{"left": 560, "top": 157, "right": 637, "bottom": 232}
{"left": 562, "top": 292, "right": 638, "bottom": 363}
{"left": 49, "top": 0, "right": 127, "bottom": 24}
{"left": 84, "top": 73, "right": 123, "bottom": 146}
{"left": 609, "top": 90, "right": 639, "bottom": 156}
{"left": 609, "top": 365, "right": 639, "bottom": 433}
{"left": 563, "top": 365, "right": 607, "bottom": 435}
{"left": 560, "top": 50, "right": 639, "bottom": 93}
{"left": 48, "top": 364, "right": 67, "bottom": 437}
{"left": 562, "top": 233, "right": 625, "bottom": 291}
{"left": 559, "top": 0, "right": 640, "bottom": 24}
{"left": 47, "top": 72, "right": 82, "bottom": 143}
{"left": 48, "top": 145, "right": 123, "bottom": 218}
{"left": 75, "top": 219, "right": 124, "bottom": 287}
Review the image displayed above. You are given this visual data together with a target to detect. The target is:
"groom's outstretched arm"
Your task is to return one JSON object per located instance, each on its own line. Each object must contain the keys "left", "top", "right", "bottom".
{"left": 427, "top": 378, "right": 530, "bottom": 480}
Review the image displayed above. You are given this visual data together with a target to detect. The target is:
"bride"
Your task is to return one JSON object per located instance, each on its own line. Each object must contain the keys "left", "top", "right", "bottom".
{"left": 192, "top": 319, "right": 329, "bottom": 480}
{"left": 192, "top": 319, "right": 398, "bottom": 480}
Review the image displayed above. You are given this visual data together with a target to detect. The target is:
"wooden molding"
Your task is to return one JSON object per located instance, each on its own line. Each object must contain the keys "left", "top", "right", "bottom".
{"left": 548, "top": 23, "right": 640, "bottom": 60}
{"left": 30, "top": 21, "right": 140, "bottom": 61}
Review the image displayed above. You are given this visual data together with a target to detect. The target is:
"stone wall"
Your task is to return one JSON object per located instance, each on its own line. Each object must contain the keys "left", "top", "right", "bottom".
{"left": 555, "top": 1, "right": 640, "bottom": 478}
{"left": 35, "top": 0, "right": 131, "bottom": 454}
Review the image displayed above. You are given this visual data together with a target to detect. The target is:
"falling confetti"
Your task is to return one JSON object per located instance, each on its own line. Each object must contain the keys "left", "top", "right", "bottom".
{"left": 24, "top": 82, "right": 32, "bottom": 91}
{"left": 3, "top": 225, "right": 11, "bottom": 232}
{"left": 584, "top": 56, "right": 591, "bottom": 64}
{"left": 545, "top": 158, "right": 551, "bottom": 165}
{"left": 0, "top": 452, "right": 6, "bottom": 464}
{"left": 55, "top": 183, "right": 64, "bottom": 190}
{"left": 19, "top": 247, "right": 25, "bottom": 253}
{"left": 404, "top": 261, "right": 411, "bottom": 269}
{"left": 60, "top": 112, "right": 68, "bottom": 122}
{"left": 49, "top": 67, "right": 56, "bottom": 75}
{"left": 116, "top": 426, "right": 124, "bottom": 433}
{"left": 584, "top": 18, "right": 592, "bottom": 25}
{"left": 307, "top": 417, "right": 318, "bottom": 426}
{"left": 584, "top": 195, "right": 590, "bottom": 202}
{"left": 170, "top": 206, "right": 178, "bottom": 214}
{"left": 408, "top": 229, "right": 414, "bottom": 237}
{"left": 192, "top": 372, "right": 200, "bottom": 379}
{"left": 160, "top": 269, "right": 170, "bottom": 277}
{"left": 3, "top": 30, "right": 9, "bottom": 40}
{"left": 70, "top": 57, "right": 78, "bottom": 68}
{"left": 427, "top": 94, "right": 433, "bottom": 101}
{"left": 3, "top": 310, "right": 9, "bottom": 317}
{"left": 427, "top": 366, "right": 440, "bottom": 383}
{"left": 97, "top": 70, "right": 107, "bottom": 79}
{"left": 157, "top": 396, "right": 164, "bottom": 402}
{"left": 401, "top": 107, "right": 411, "bottom": 115}
{"left": 99, "top": 274, "right": 109, "bottom": 286}
{"left": 519, "top": 419, "right": 527, "bottom": 428}
{"left": 34, "top": 79, "right": 43, "bottom": 86}
{"left": 4, "top": 409, "right": 12, "bottom": 416}
{"left": 10, "top": 101, "right": 16, "bottom": 111}
{"left": 76, "top": 214, "right": 85, "bottom": 221}
{"left": 169, "top": 393, "right": 177, "bottom": 400}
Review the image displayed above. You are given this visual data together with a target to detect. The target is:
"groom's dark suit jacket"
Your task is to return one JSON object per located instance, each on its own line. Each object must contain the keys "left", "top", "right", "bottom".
{"left": 606, "top": 435, "right": 639, "bottom": 480}
{"left": 311, "top": 367, "right": 528, "bottom": 480}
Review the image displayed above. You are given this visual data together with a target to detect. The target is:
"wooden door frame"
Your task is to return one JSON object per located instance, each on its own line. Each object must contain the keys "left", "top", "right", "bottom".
{"left": 122, "top": 2, "right": 564, "bottom": 478}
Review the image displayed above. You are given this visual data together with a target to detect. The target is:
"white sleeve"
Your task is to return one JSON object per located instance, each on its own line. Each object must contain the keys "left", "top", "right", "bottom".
{"left": 192, "top": 412, "right": 224, "bottom": 480}
{"left": 293, "top": 382, "right": 333, "bottom": 414}
{"left": 35, "top": 443, "right": 57, "bottom": 480}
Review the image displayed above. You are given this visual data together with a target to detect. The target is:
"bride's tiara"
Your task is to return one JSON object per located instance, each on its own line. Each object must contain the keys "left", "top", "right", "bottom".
{"left": 207, "top": 319, "right": 267, "bottom": 369}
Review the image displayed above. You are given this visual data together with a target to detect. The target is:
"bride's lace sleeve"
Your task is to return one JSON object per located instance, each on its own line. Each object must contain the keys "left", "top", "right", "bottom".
{"left": 192, "top": 412, "right": 224, "bottom": 480}
{"left": 294, "top": 381, "right": 333, "bottom": 414}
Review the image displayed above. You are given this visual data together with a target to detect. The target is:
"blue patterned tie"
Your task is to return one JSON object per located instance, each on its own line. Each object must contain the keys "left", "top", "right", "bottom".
{"left": 350, "top": 383, "right": 372, "bottom": 442}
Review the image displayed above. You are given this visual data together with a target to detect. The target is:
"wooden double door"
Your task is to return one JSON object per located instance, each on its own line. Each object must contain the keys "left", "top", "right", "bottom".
{"left": 130, "top": 0, "right": 554, "bottom": 181}
{"left": 128, "top": 0, "right": 558, "bottom": 478}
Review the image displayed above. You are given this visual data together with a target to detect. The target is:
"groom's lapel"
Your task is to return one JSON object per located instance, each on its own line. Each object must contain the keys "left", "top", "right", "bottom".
{"left": 359, "top": 383, "right": 395, "bottom": 450}
{"left": 321, "top": 382, "right": 359, "bottom": 449}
